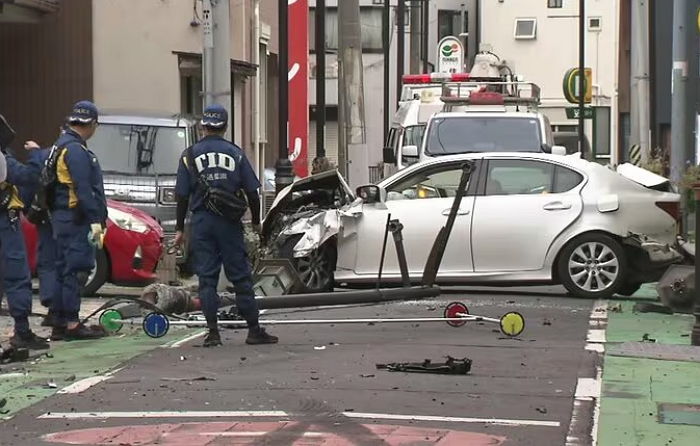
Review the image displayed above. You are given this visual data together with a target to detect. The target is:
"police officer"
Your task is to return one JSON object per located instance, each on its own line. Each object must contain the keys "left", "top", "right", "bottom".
{"left": 22, "top": 131, "right": 63, "bottom": 327}
{"left": 49, "top": 101, "right": 107, "bottom": 341}
{"left": 174, "top": 104, "right": 277, "bottom": 347}
{"left": 0, "top": 113, "right": 48, "bottom": 350}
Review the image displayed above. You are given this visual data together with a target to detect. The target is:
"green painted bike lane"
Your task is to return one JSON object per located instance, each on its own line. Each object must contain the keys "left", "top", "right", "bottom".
{"left": 598, "top": 290, "right": 700, "bottom": 446}
{"left": 0, "top": 329, "right": 198, "bottom": 420}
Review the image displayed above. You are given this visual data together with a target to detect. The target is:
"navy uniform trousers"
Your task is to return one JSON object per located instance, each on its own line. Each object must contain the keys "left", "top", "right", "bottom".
{"left": 0, "top": 210, "right": 33, "bottom": 333}
{"left": 191, "top": 211, "right": 259, "bottom": 326}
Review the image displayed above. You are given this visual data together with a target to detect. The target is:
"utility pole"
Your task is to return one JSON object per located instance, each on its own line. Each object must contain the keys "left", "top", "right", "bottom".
{"left": 670, "top": 0, "right": 689, "bottom": 186}
{"left": 421, "top": 0, "right": 430, "bottom": 73}
{"left": 466, "top": 0, "right": 478, "bottom": 71}
{"left": 338, "top": 0, "right": 367, "bottom": 184}
{"left": 630, "top": 0, "right": 651, "bottom": 164}
{"left": 410, "top": 1, "right": 421, "bottom": 74}
{"left": 578, "top": 0, "right": 587, "bottom": 158}
{"left": 383, "top": 0, "right": 390, "bottom": 142}
{"left": 314, "top": 0, "right": 327, "bottom": 170}
{"left": 275, "top": 0, "right": 294, "bottom": 194}
{"left": 397, "top": 0, "right": 405, "bottom": 97}
{"left": 202, "top": 0, "right": 232, "bottom": 141}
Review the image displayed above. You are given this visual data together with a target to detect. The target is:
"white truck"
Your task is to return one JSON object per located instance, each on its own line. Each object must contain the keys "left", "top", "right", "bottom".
{"left": 383, "top": 52, "right": 566, "bottom": 172}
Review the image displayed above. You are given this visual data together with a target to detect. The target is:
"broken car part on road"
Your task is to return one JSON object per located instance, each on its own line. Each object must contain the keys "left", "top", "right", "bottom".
{"left": 376, "top": 356, "right": 473, "bottom": 375}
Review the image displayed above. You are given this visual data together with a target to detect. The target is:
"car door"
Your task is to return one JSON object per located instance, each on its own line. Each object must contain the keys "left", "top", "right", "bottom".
{"left": 353, "top": 162, "right": 476, "bottom": 278}
{"left": 471, "top": 158, "right": 585, "bottom": 272}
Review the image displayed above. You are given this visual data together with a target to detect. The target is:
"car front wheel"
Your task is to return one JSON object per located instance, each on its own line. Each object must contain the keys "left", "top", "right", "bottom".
{"left": 81, "top": 249, "right": 109, "bottom": 297}
{"left": 279, "top": 236, "right": 336, "bottom": 293}
{"left": 558, "top": 233, "right": 626, "bottom": 299}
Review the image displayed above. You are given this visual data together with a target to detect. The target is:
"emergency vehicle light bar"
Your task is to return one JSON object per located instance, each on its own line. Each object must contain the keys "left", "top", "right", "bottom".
{"left": 402, "top": 73, "right": 471, "bottom": 84}
{"left": 441, "top": 81, "right": 541, "bottom": 106}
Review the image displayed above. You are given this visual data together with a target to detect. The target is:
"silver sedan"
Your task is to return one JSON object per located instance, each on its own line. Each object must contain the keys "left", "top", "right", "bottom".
{"left": 263, "top": 153, "right": 683, "bottom": 299}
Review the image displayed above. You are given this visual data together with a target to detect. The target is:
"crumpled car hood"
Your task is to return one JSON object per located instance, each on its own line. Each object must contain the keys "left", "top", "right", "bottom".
{"left": 262, "top": 169, "right": 355, "bottom": 235}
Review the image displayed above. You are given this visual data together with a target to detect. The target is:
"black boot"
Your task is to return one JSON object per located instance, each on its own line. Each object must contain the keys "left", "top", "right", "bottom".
{"left": 246, "top": 326, "right": 278, "bottom": 345}
{"left": 64, "top": 324, "right": 105, "bottom": 341}
{"left": 41, "top": 312, "right": 56, "bottom": 327}
{"left": 203, "top": 329, "right": 222, "bottom": 347}
{"left": 50, "top": 325, "right": 67, "bottom": 341}
{"left": 10, "top": 331, "right": 50, "bottom": 350}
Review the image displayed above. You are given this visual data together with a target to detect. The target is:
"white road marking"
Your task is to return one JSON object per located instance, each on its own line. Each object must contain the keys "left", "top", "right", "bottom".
{"left": 166, "top": 330, "right": 206, "bottom": 348}
{"left": 37, "top": 410, "right": 560, "bottom": 427}
{"left": 193, "top": 432, "right": 326, "bottom": 437}
{"left": 0, "top": 373, "right": 26, "bottom": 380}
{"left": 57, "top": 376, "right": 112, "bottom": 394}
{"left": 566, "top": 300, "right": 607, "bottom": 446}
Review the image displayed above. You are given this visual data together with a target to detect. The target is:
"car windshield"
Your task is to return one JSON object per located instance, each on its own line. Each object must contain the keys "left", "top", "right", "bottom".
{"left": 89, "top": 124, "right": 189, "bottom": 174}
{"left": 425, "top": 117, "right": 542, "bottom": 154}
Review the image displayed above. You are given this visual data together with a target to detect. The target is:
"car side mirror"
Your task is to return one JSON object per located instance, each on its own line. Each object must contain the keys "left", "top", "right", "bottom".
{"left": 402, "top": 144, "right": 419, "bottom": 158}
{"left": 551, "top": 145, "right": 567, "bottom": 156}
{"left": 356, "top": 184, "right": 382, "bottom": 204}
{"left": 383, "top": 146, "right": 396, "bottom": 164}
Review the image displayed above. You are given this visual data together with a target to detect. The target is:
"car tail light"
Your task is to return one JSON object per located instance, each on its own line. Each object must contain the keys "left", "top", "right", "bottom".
{"left": 656, "top": 201, "right": 680, "bottom": 222}
{"left": 402, "top": 73, "right": 471, "bottom": 84}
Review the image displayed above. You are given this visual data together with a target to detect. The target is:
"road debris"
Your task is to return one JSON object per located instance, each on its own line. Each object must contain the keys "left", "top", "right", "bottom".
{"left": 45, "top": 380, "right": 57, "bottom": 389}
{"left": 314, "top": 346, "right": 326, "bottom": 351}
{"left": 376, "top": 357, "right": 472, "bottom": 375}
{"left": 633, "top": 302, "right": 673, "bottom": 314}
{"left": 161, "top": 376, "right": 216, "bottom": 382}
{"left": 642, "top": 333, "right": 657, "bottom": 343}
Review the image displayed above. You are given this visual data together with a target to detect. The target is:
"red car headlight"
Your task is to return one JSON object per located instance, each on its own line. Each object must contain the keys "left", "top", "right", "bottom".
{"left": 107, "top": 207, "right": 150, "bottom": 234}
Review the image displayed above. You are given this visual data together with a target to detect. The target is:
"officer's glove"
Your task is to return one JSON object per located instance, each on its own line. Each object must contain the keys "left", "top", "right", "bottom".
{"left": 89, "top": 223, "right": 105, "bottom": 250}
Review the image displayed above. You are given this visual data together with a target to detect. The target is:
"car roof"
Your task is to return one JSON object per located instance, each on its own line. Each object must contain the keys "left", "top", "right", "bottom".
{"left": 99, "top": 111, "right": 197, "bottom": 128}
{"left": 431, "top": 111, "right": 542, "bottom": 119}
{"left": 379, "top": 152, "right": 590, "bottom": 186}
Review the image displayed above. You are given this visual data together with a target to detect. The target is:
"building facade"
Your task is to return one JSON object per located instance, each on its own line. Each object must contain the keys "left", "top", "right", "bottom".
{"left": 0, "top": 0, "right": 279, "bottom": 181}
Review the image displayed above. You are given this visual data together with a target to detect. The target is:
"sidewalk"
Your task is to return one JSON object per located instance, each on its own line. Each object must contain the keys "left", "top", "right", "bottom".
{"left": 1, "top": 296, "right": 192, "bottom": 420}
{"left": 598, "top": 285, "right": 700, "bottom": 446}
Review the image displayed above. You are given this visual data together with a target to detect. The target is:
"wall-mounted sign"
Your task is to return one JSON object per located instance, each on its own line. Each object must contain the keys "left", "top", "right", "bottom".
{"left": 563, "top": 67, "right": 592, "bottom": 104}
{"left": 437, "top": 36, "right": 464, "bottom": 74}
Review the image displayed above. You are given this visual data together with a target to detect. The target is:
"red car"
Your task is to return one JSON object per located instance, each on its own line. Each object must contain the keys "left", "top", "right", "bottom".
{"left": 22, "top": 199, "right": 164, "bottom": 295}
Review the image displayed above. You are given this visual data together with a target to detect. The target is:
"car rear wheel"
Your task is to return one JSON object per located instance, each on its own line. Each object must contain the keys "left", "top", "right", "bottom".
{"left": 558, "top": 233, "right": 626, "bottom": 299}
{"left": 81, "top": 249, "right": 109, "bottom": 297}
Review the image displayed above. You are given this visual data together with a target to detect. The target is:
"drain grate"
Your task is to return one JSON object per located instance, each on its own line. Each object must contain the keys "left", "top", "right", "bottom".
{"left": 608, "top": 342, "right": 700, "bottom": 363}
{"left": 658, "top": 403, "right": 700, "bottom": 426}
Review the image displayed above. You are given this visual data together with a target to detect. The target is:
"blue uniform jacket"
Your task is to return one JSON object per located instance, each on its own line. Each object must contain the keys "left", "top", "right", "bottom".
{"left": 51, "top": 129, "right": 107, "bottom": 224}
{"left": 1, "top": 151, "right": 41, "bottom": 210}
{"left": 175, "top": 135, "right": 260, "bottom": 213}
{"left": 19, "top": 147, "right": 51, "bottom": 211}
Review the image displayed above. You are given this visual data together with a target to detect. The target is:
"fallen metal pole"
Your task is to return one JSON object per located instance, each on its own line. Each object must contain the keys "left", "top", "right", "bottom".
{"left": 115, "top": 316, "right": 487, "bottom": 326}
{"left": 254, "top": 286, "right": 441, "bottom": 310}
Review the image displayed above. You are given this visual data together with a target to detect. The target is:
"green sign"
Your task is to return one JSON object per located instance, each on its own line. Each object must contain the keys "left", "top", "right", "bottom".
{"left": 563, "top": 67, "right": 592, "bottom": 104}
{"left": 566, "top": 107, "right": 595, "bottom": 120}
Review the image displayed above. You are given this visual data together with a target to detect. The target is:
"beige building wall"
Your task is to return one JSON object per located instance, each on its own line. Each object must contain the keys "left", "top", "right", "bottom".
{"left": 92, "top": 0, "right": 259, "bottom": 113}
{"left": 481, "top": 0, "right": 620, "bottom": 161}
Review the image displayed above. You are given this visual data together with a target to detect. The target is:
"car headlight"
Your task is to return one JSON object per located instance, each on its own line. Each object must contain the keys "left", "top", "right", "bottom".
{"left": 108, "top": 207, "right": 149, "bottom": 234}
{"left": 159, "top": 187, "right": 177, "bottom": 204}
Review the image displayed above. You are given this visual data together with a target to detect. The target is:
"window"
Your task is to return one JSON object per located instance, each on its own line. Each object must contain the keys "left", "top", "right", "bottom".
{"left": 438, "top": 10, "right": 467, "bottom": 40}
{"left": 485, "top": 160, "right": 583, "bottom": 195}
{"left": 309, "top": 7, "right": 384, "bottom": 52}
{"left": 90, "top": 124, "right": 190, "bottom": 175}
{"left": 403, "top": 125, "right": 425, "bottom": 148}
{"left": 588, "top": 17, "right": 602, "bottom": 31}
{"left": 514, "top": 18, "right": 537, "bottom": 40}
{"left": 553, "top": 167, "right": 584, "bottom": 193}
{"left": 547, "top": 0, "right": 563, "bottom": 8}
{"left": 387, "top": 164, "right": 470, "bottom": 201}
{"left": 594, "top": 107, "right": 611, "bottom": 157}
{"left": 486, "top": 160, "right": 553, "bottom": 195}
{"left": 425, "top": 117, "right": 542, "bottom": 155}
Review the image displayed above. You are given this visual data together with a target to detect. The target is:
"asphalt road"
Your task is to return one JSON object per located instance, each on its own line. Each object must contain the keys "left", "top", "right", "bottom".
{"left": 0, "top": 286, "right": 601, "bottom": 446}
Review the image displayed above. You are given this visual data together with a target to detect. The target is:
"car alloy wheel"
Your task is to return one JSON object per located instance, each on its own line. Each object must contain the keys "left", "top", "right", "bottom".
{"left": 295, "top": 243, "right": 334, "bottom": 292}
{"left": 567, "top": 242, "right": 620, "bottom": 292}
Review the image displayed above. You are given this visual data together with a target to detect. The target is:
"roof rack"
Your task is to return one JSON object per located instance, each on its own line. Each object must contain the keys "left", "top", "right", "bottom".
{"left": 440, "top": 81, "right": 541, "bottom": 110}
